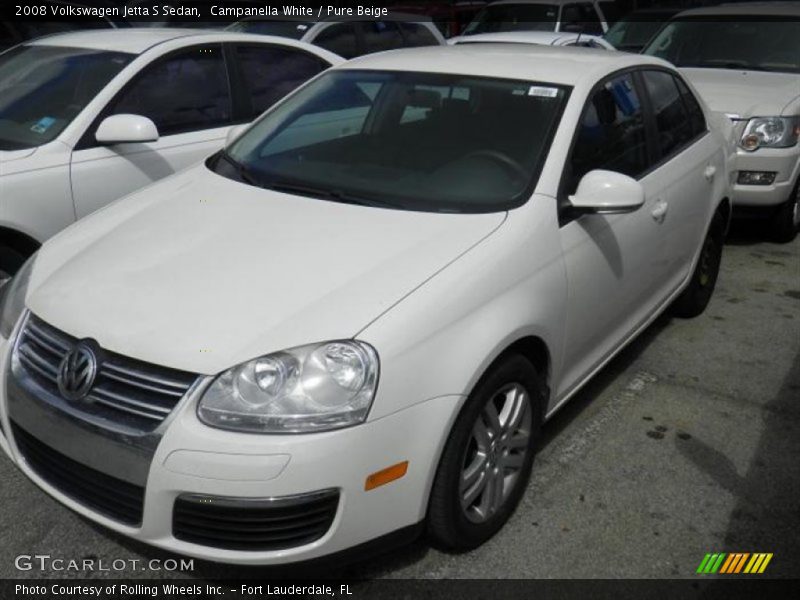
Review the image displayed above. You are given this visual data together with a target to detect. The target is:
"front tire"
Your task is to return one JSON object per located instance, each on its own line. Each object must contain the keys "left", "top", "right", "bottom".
{"left": 0, "top": 245, "right": 27, "bottom": 283}
{"left": 671, "top": 212, "right": 725, "bottom": 318}
{"left": 770, "top": 179, "right": 799, "bottom": 244}
{"left": 427, "top": 355, "right": 543, "bottom": 551}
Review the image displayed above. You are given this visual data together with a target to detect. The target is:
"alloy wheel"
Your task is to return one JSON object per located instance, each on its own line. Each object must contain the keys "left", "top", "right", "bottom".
{"left": 459, "top": 383, "right": 532, "bottom": 523}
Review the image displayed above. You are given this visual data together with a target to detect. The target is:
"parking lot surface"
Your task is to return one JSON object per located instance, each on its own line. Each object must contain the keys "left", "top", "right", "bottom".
{"left": 1, "top": 223, "right": 798, "bottom": 580}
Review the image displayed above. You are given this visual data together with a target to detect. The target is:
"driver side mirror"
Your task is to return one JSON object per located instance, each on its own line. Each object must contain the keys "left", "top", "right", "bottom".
{"left": 95, "top": 114, "right": 159, "bottom": 145}
{"left": 569, "top": 170, "right": 645, "bottom": 214}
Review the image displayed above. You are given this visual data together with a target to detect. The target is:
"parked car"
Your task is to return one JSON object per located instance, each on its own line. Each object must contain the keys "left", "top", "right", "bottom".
{"left": 458, "top": 0, "right": 609, "bottom": 39}
{"left": 449, "top": 29, "right": 614, "bottom": 49}
{"left": 0, "top": 44, "right": 732, "bottom": 564}
{"left": 387, "top": 1, "right": 488, "bottom": 38}
{"left": 0, "top": 1, "right": 120, "bottom": 53}
{"left": 603, "top": 7, "right": 681, "bottom": 52}
{"left": 227, "top": 14, "right": 446, "bottom": 59}
{"left": 643, "top": 3, "right": 800, "bottom": 242}
{"left": 0, "top": 30, "right": 342, "bottom": 279}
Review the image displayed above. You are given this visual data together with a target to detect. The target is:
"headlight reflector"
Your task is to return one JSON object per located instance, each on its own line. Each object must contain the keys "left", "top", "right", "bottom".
{"left": 198, "top": 341, "right": 379, "bottom": 433}
{"left": 741, "top": 117, "right": 799, "bottom": 151}
{"left": 0, "top": 253, "right": 36, "bottom": 339}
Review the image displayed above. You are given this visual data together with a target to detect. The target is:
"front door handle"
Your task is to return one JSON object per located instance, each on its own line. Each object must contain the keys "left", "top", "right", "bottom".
{"left": 704, "top": 165, "right": 717, "bottom": 181}
{"left": 651, "top": 200, "right": 669, "bottom": 223}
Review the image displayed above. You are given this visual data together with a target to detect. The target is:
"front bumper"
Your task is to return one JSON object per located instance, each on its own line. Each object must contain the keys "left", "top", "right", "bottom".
{"left": 0, "top": 325, "right": 461, "bottom": 565}
{"left": 732, "top": 144, "right": 800, "bottom": 207}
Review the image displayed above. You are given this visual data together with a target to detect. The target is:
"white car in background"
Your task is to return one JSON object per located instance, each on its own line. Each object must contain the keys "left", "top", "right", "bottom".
{"left": 449, "top": 30, "right": 613, "bottom": 49}
{"left": 0, "top": 45, "right": 731, "bottom": 564}
{"left": 0, "top": 29, "right": 342, "bottom": 279}
{"left": 228, "top": 14, "right": 446, "bottom": 60}
{"left": 459, "top": 0, "right": 609, "bottom": 38}
{"left": 644, "top": 3, "right": 800, "bottom": 242}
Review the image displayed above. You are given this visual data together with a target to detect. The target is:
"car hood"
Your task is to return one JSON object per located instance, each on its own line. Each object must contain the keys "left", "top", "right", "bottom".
{"left": 681, "top": 68, "right": 800, "bottom": 118}
{"left": 0, "top": 147, "right": 37, "bottom": 164}
{"left": 26, "top": 165, "right": 506, "bottom": 375}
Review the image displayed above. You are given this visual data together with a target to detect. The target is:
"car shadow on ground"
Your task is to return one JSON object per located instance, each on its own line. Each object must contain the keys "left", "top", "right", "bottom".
{"left": 77, "top": 311, "right": 675, "bottom": 580}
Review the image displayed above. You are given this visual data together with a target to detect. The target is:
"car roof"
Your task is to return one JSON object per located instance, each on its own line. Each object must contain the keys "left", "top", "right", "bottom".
{"left": 24, "top": 28, "right": 312, "bottom": 54}
{"left": 675, "top": 2, "right": 800, "bottom": 18}
{"left": 453, "top": 31, "right": 586, "bottom": 44}
{"left": 337, "top": 43, "right": 666, "bottom": 85}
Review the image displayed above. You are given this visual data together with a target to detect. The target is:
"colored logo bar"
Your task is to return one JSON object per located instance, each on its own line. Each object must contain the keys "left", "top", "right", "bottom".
{"left": 696, "top": 553, "right": 773, "bottom": 574}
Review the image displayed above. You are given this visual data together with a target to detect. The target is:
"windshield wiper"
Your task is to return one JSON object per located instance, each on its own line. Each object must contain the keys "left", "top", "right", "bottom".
{"left": 217, "top": 150, "right": 260, "bottom": 186}
{"left": 267, "top": 180, "right": 401, "bottom": 209}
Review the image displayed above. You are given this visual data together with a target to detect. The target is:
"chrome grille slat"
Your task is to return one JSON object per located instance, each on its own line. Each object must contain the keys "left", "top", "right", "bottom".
{"left": 18, "top": 347, "right": 59, "bottom": 384}
{"left": 99, "top": 368, "right": 187, "bottom": 397}
{"left": 14, "top": 314, "right": 198, "bottom": 432}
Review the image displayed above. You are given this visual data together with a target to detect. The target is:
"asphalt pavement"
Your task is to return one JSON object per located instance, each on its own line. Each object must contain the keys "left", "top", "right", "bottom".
{"left": 1, "top": 221, "right": 798, "bottom": 581}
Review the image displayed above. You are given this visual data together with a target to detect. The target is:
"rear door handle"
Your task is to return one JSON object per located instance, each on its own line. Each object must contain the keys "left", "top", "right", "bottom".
{"left": 704, "top": 165, "right": 717, "bottom": 181}
{"left": 651, "top": 200, "right": 669, "bottom": 223}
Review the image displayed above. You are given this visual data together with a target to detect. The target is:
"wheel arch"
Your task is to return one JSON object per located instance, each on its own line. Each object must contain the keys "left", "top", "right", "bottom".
{"left": 0, "top": 226, "right": 41, "bottom": 262}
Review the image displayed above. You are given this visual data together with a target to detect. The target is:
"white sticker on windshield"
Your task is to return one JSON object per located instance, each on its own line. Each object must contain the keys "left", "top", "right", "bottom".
{"left": 528, "top": 86, "right": 559, "bottom": 98}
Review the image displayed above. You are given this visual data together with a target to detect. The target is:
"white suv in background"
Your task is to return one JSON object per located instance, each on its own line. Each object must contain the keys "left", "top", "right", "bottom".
{"left": 0, "top": 29, "right": 341, "bottom": 279}
{"left": 644, "top": 3, "right": 800, "bottom": 242}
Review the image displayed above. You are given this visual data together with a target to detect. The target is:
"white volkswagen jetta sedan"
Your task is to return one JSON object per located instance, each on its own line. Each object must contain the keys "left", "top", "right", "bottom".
{"left": 0, "top": 29, "right": 341, "bottom": 279}
{"left": 0, "top": 45, "right": 731, "bottom": 565}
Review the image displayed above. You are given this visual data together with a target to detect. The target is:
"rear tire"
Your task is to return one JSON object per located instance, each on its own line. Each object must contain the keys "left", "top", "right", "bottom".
{"left": 672, "top": 212, "right": 725, "bottom": 318}
{"left": 770, "top": 179, "right": 799, "bottom": 244}
{"left": 427, "top": 354, "right": 543, "bottom": 551}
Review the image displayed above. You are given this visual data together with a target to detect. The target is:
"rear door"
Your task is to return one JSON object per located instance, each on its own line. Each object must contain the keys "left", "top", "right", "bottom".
{"left": 639, "top": 69, "right": 720, "bottom": 297}
{"left": 69, "top": 44, "right": 234, "bottom": 219}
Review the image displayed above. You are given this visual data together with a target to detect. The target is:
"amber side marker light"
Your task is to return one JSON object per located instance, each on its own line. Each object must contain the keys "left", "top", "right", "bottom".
{"left": 365, "top": 461, "right": 409, "bottom": 491}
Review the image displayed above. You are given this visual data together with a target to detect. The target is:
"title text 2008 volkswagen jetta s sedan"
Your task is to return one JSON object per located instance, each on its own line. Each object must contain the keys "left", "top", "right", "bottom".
{"left": 0, "top": 45, "right": 732, "bottom": 565}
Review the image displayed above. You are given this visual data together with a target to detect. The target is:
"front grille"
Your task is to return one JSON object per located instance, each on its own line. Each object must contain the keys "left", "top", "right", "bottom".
{"left": 173, "top": 490, "right": 339, "bottom": 551}
{"left": 11, "top": 421, "right": 145, "bottom": 525}
{"left": 15, "top": 315, "right": 197, "bottom": 431}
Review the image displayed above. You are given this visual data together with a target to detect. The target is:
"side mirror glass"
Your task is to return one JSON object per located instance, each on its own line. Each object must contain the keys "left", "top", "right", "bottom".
{"left": 569, "top": 169, "right": 645, "bottom": 214}
{"left": 95, "top": 114, "right": 159, "bottom": 144}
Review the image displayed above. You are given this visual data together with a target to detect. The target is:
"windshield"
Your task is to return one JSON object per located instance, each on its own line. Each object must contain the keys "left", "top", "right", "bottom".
{"left": 604, "top": 19, "right": 666, "bottom": 50}
{"left": 644, "top": 19, "right": 800, "bottom": 74}
{"left": 228, "top": 19, "right": 315, "bottom": 39}
{"left": 463, "top": 4, "right": 559, "bottom": 35}
{"left": 0, "top": 45, "right": 132, "bottom": 151}
{"left": 218, "top": 70, "right": 568, "bottom": 213}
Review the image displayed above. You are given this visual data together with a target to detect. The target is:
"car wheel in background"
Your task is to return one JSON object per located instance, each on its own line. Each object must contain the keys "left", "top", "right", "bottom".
{"left": 0, "top": 245, "right": 27, "bottom": 283}
{"left": 672, "top": 211, "right": 726, "bottom": 318}
{"left": 427, "top": 354, "right": 543, "bottom": 551}
{"left": 770, "top": 178, "right": 800, "bottom": 244}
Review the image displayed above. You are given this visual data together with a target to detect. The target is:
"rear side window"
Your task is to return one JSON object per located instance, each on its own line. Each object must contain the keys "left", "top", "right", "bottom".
{"left": 362, "top": 21, "right": 404, "bottom": 54}
{"left": 569, "top": 73, "right": 648, "bottom": 191}
{"left": 111, "top": 45, "right": 231, "bottom": 136}
{"left": 235, "top": 45, "right": 327, "bottom": 119}
{"left": 642, "top": 70, "right": 697, "bottom": 159}
{"left": 314, "top": 23, "right": 359, "bottom": 59}
{"left": 399, "top": 22, "right": 439, "bottom": 47}
{"left": 674, "top": 76, "right": 707, "bottom": 138}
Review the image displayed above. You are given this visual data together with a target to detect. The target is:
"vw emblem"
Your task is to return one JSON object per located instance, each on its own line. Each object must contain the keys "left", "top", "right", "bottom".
{"left": 57, "top": 341, "right": 99, "bottom": 401}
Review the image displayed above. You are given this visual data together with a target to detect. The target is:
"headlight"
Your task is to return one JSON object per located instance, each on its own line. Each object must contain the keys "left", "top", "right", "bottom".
{"left": 741, "top": 117, "right": 799, "bottom": 151}
{"left": 0, "top": 253, "right": 36, "bottom": 339}
{"left": 198, "top": 340, "right": 379, "bottom": 434}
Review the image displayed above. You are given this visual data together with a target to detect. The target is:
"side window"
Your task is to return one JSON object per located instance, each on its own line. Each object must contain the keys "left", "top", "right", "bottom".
{"left": 111, "top": 45, "right": 231, "bottom": 136}
{"left": 314, "top": 23, "right": 359, "bottom": 59}
{"left": 561, "top": 3, "right": 602, "bottom": 34}
{"left": 642, "top": 70, "right": 696, "bottom": 159}
{"left": 398, "top": 22, "right": 439, "bottom": 47}
{"left": 569, "top": 73, "right": 648, "bottom": 191}
{"left": 362, "top": 21, "right": 404, "bottom": 54}
{"left": 674, "top": 76, "right": 707, "bottom": 138}
{"left": 235, "top": 45, "right": 327, "bottom": 120}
